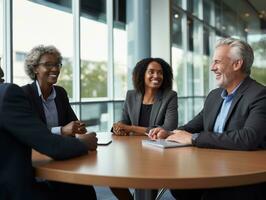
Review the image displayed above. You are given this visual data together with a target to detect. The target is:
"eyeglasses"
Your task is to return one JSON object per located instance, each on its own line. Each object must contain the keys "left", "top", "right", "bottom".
{"left": 38, "top": 62, "right": 62, "bottom": 68}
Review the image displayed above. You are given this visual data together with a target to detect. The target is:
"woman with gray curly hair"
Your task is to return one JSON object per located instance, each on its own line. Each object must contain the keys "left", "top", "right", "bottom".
{"left": 24, "top": 45, "right": 62, "bottom": 81}
{"left": 22, "top": 45, "right": 88, "bottom": 136}
{"left": 22, "top": 45, "right": 97, "bottom": 200}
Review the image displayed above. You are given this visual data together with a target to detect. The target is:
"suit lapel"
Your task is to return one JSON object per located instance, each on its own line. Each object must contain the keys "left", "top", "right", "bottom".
{"left": 149, "top": 91, "right": 163, "bottom": 126}
{"left": 224, "top": 93, "right": 242, "bottom": 127}
{"left": 31, "top": 82, "right": 47, "bottom": 124}
{"left": 54, "top": 88, "right": 65, "bottom": 126}
{"left": 223, "top": 77, "right": 251, "bottom": 128}
{"left": 132, "top": 92, "right": 142, "bottom": 125}
{"left": 54, "top": 88, "right": 63, "bottom": 125}
{"left": 207, "top": 92, "right": 224, "bottom": 131}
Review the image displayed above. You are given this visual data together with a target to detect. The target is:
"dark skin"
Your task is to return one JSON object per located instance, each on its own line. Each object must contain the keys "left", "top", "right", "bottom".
{"left": 111, "top": 63, "right": 164, "bottom": 199}
{"left": 113, "top": 61, "right": 163, "bottom": 136}
{"left": 0, "top": 63, "right": 98, "bottom": 151}
{"left": 34, "top": 53, "right": 87, "bottom": 136}
{"left": 76, "top": 132, "right": 98, "bottom": 151}
{"left": 0, "top": 64, "right": 97, "bottom": 151}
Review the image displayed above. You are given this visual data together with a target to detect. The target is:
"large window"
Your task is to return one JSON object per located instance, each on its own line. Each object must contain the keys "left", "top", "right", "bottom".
{"left": 171, "top": 3, "right": 207, "bottom": 125}
{"left": 114, "top": 25, "right": 127, "bottom": 100}
{"left": 12, "top": 0, "right": 74, "bottom": 98}
{"left": 0, "top": 0, "right": 127, "bottom": 131}
{"left": 80, "top": 0, "right": 108, "bottom": 99}
{"left": 113, "top": 0, "right": 127, "bottom": 100}
{"left": 78, "top": 0, "right": 127, "bottom": 130}
{"left": 249, "top": 35, "right": 266, "bottom": 85}
{"left": 79, "top": 0, "right": 127, "bottom": 100}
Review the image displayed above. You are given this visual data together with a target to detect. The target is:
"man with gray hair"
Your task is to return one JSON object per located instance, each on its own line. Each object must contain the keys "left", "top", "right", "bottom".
{"left": 149, "top": 38, "right": 266, "bottom": 199}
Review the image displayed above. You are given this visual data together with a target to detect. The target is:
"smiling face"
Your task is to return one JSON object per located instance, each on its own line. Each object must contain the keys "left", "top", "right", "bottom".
{"left": 34, "top": 53, "right": 61, "bottom": 88}
{"left": 211, "top": 45, "right": 242, "bottom": 92}
{"left": 144, "top": 61, "right": 163, "bottom": 90}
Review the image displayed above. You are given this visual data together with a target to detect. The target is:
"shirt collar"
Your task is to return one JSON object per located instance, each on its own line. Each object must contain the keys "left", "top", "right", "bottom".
{"left": 35, "top": 81, "right": 56, "bottom": 101}
{"left": 221, "top": 80, "right": 243, "bottom": 100}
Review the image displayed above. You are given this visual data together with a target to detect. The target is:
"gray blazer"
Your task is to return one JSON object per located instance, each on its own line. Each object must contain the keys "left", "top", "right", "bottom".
{"left": 120, "top": 89, "right": 178, "bottom": 131}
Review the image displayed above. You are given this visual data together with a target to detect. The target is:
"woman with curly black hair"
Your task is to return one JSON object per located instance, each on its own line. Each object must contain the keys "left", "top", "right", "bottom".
{"left": 111, "top": 57, "right": 178, "bottom": 200}
{"left": 113, "top": 57, "right": 178, "bottom": 136}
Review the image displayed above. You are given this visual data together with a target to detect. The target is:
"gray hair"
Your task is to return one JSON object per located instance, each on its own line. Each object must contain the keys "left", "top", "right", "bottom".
{"left": 215, "top": 38, "right": 254, "bottom": 75}
{"left": 24, "top": 45, "right": 62, "bottom": 80}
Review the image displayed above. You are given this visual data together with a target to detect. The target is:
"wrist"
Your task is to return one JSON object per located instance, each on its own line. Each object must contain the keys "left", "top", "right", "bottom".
{"left": 168, "top": 131, "right": 174, "bottom": 136}
{"left": 191, "top": 133, "right": 199, "bottom": 145}
{"left": 61, "top": 127, "right": 66, "bottom": 135}
{"left": 145, "top": 127, "right": 151, "bottom": 134}
{"left": 128, "top": 125, "right": 135, "bottom": 133}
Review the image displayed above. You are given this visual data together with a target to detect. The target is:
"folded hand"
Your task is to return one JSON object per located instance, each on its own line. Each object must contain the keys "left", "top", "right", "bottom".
{"left": 76, "top": 132, "right": 98, "bottom": 151}
{"left": 62, "top": 120, "right": 87, "bottom": 136}
{"left": 112, "top": 122, "right": 130, "bottom": 136}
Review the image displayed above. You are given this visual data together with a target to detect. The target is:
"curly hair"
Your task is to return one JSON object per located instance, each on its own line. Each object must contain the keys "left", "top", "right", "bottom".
{"left": 24, "top": 45, "right": 62, "bottom": 80}
{"left": 132, "top": 58, "right": 173, "bottom": 95}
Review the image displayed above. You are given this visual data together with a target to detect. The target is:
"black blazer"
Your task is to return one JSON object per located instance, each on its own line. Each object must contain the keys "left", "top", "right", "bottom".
{"left": 22, "top": 82, "right": 77, "bottom": 127}
{"left": 0, "top": 83, "right": 88, "bottom": 200}
{"left": 181, "top": 77, "right": 266, "bottom": 150}
{"left": 121, "top": 90, "right": 178, "bottom": 131}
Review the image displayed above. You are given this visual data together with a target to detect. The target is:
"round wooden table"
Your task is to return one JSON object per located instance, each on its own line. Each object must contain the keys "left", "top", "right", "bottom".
{"left": 32, "top": 134, "right": 266, "bottom": 199}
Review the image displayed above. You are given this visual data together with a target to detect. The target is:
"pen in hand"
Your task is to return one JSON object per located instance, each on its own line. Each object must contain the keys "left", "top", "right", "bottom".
{"left": 145, "top": 132, "right": 156, "bottom": 140}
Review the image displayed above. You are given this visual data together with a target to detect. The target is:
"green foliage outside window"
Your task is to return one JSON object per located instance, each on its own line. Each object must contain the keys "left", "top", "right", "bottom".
{"left": 250, "top": 37, "right": 266, "bottom": 86}
{"left": 81, "top": 60, "right": 107, "bottom": 98}
{"left": 57, "top": 59, "right": 108, "bottom": 98}
{"left": 251, "top": 67, "right": 266, "bottom": 86}
{"left": 57, "top": 58, "right": 73, "bottom": 97}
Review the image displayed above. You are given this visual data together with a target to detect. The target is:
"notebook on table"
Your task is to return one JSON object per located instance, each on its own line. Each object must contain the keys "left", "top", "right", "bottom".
{"left": 96, "top": 132, "right": 112, "bottom": 145}
{"left": 142, "top": 139, "right": 191, "bottom": 148}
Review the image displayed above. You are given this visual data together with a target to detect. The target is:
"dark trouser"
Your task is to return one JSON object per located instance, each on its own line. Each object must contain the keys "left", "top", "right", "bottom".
{"left": 111, "top": 188, "right": 158, "bottom": 200}
{"left": 171, "top": 182, "right": 266, "bottom": 200}
{"left": 170, "top": 189, "right": 203, "bottom": 200}
{"left": 34, "top": 180, "right": 96, "bottom": 200}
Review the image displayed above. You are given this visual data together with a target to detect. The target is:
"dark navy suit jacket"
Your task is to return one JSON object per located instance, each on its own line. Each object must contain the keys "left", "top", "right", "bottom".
{"left": 0, "top": 83, "right": 88, "bottom": 200}
{"left": 22, "top": 82, "right": 77, "bottom": 127}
